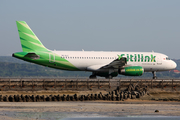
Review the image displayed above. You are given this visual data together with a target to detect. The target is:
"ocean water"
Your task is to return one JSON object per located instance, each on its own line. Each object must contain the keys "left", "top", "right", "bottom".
{"left": 0, "top": 110, "right": 180, "bottom": 120}
{"left": 64, "top": 116, "right": 180, "bottom": 120}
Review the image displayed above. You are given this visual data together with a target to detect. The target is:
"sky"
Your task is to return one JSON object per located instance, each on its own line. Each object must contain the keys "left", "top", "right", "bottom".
{"left": 1, "top": 0, "right": 180, "bottom": 59}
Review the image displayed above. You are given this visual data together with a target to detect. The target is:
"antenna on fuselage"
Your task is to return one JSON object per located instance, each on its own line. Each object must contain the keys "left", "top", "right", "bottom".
{"left": 152, "top": 50, "right": 154, "bottom": 53}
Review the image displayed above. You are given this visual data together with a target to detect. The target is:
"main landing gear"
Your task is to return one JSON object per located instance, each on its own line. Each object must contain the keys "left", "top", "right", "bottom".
{"left": 105, "top": 75, "right": 113, "bottom": 79}
{"left": 89, "top": 73, "right": 113, "bottom": 79}
{"left": 89, "top": 75, "right": 97, "bottom": 79}
{"left": 152, "top": 71, "right": 157, "bottom": 79}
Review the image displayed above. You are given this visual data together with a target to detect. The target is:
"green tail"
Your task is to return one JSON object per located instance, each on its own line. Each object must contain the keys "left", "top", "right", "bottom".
{"left": 16, "top": 21, "right": 49, "bottom": 52}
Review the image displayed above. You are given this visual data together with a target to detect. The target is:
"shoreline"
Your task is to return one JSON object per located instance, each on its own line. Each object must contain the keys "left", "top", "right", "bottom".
{"left": 0, "top": 101, "right": 180, "bottom": 119}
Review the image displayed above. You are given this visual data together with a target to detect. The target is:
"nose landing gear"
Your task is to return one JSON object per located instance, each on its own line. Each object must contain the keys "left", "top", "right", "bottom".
{"left": 152, "top": 71, "right": 157, "bottom": 79}
{"left": 105, "top": 75, "right": 113, "bottom": 79}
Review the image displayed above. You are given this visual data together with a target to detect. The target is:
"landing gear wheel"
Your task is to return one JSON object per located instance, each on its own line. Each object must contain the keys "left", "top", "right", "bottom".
{"left": 152, "top": 71, "right": 157, "bottom": 79}
{"left": 89, "top": 75, "right": 97, "bottom": 79}
{"left": 105, "top": 75, "right": 113, "bottom": 79}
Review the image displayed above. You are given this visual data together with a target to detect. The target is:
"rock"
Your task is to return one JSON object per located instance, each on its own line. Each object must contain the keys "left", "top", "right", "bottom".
{"left": 16, "top": 95, "right": 20, "bottom": 102}
{"left": 151, "top": 98, "right": 155, "bottom": 100}
{"left": 116, "top": 94, "right": 120, "bottom": 101}
{"left": 36, "top": 95, "right": 40, "bottom": 102}
{"left": 21, "top": 95, "right": 25, "bottom": 102}
{"left": 112, "top": 91, "right": 115, "bottom": 95}
{"left": 0, "top": 95, "right": 2, "bottom": 102}
{"left": 131, "top": 84, "right": 135, "bottom": 91}
{"left": 77, "top": 95, "right": 81, "bottom": 101}
{"left": 108, "top": 94, "right": 111, "bottom": 101}
{"left": 115, "top": 90, "right": 119, "bottom": 95}
{"left": 45, "top": 95, "right": 50, "bottom": 101}
{"left": 163, "top": 98, "right": 169, "bottom": 101}
{"left": 74, "top": 94, "right": 78, "bottom": 101}
{"left": 70, "top": 96, "right": 74, "bottom": 101}
{"left": 95, "top": 94, "right": 98, "bottom": 100}
{"left": 27, "top": 95, "right": 31, "bottom": 102}
{"left": 116, "top": 86, "right": 120, "bottom": 92}
{"left": 146, "top": 91, "right": 150, "bottom": 96}
{"left": 112, "top": 96, "right": 116, "bottom": 101}
{"left": 66, "top": 95, "right": 70, "bottom": 101}
{"left": 139, "top": 91, "right": 143, "bottom": 96}
{"left": 31, "top": 95, "right": 36, "bottom": 102}
{"left": 136, "top": 93, "right": 140, "bottom": 98}
{"left": 56, "top": 95, "right": 61, "bottom": 101}
{"left": 124, "top": 93, "right": 128, "bottom": 99}
{"left": 131, "top": 95, "right": 136, "bottom": 99}
{"left": 80, "top": 95, "right": 84, "bottom": 101}
{"left": 3, "top": 96, "right": 9, "bottom": 102}
{"left": 98, "top": 93, "right": 102, "bottom": 100}
{"left": 41, "top": 95, "right": 45, "bottom": 101}
{"left": 8, "top": 95, "right": 14, "bottom": 102}
{"left": 155, "top": 110, "right": 159, "bottom": 112}
{"left": 120, "top": 92, "right": 124, "bottom": 100}
{"left": 135, "top": 85, "right": 140, "bottom": 91}
{"left": 62, "top": 94, "right": 66, "bottom": 101}
{"left": 90, "top": 94, "right": 94, "bottom": 100}
{"left": 128, "top": 92, "right": 131, "bottom": 99}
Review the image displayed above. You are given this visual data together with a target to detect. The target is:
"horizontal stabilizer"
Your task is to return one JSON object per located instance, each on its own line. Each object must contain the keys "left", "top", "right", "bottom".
{"left": 24, "top": 53, "right": 40, "bottom": 60}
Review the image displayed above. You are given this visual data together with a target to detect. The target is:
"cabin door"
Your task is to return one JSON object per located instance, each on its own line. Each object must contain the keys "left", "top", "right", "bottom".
{"left": 157, "top": 55, "right": 162, "bottom": 65}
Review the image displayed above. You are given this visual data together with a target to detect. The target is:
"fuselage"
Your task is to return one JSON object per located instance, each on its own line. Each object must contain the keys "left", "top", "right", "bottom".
{"left": 51, "top": 51, "right": 177, "bottom": 72}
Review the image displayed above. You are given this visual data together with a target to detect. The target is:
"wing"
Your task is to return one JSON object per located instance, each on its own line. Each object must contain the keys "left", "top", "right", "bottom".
{"left": 100, "top": 57, "right": 127, "bottom": 69}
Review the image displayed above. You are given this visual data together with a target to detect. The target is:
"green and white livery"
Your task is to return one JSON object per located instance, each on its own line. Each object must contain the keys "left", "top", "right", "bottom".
{"left": 13, "top": 21, "right": 177, "bottom": 79}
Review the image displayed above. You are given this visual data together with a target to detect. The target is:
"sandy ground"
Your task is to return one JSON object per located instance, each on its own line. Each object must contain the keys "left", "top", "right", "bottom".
{"left": 0, "top": 89, "right": 108, "bottom": 96}
{"left": 0, "top": 101, "right": 180, "bottom": 120}
{"left": 0, "top": 88, "right": 180, "bottom": 119}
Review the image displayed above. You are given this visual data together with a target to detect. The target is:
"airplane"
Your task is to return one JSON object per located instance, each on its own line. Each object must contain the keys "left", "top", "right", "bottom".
{"left": 12, "top": 21, "right": 177, "bottom": 79}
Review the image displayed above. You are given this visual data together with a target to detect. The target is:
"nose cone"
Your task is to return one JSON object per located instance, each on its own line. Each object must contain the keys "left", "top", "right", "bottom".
{"left": 171, "top": 60, "right": 177, "bottom": 69}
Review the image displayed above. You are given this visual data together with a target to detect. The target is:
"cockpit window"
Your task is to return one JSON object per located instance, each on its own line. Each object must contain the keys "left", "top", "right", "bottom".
{"left": 166, "top": 57, "right": 171, "bottom": 60}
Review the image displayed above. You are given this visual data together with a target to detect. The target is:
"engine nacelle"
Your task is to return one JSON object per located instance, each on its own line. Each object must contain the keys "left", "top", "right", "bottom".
{"left": 118, "top": 66, "right": 144, "bottom": 76}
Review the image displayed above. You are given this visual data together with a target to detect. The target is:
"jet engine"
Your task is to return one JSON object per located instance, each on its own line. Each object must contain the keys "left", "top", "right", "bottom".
{"left": 118, "top": 66, "right": 144, "bottom": 76}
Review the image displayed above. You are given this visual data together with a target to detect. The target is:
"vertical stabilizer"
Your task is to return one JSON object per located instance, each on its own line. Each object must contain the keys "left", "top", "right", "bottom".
{"left": 16, "top": 21, "right": 49, "bottom": 52}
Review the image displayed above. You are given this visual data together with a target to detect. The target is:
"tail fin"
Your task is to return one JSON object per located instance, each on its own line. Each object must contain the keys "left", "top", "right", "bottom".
{"left": 16, "top": 21, "right": 49, "bottom": 52}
